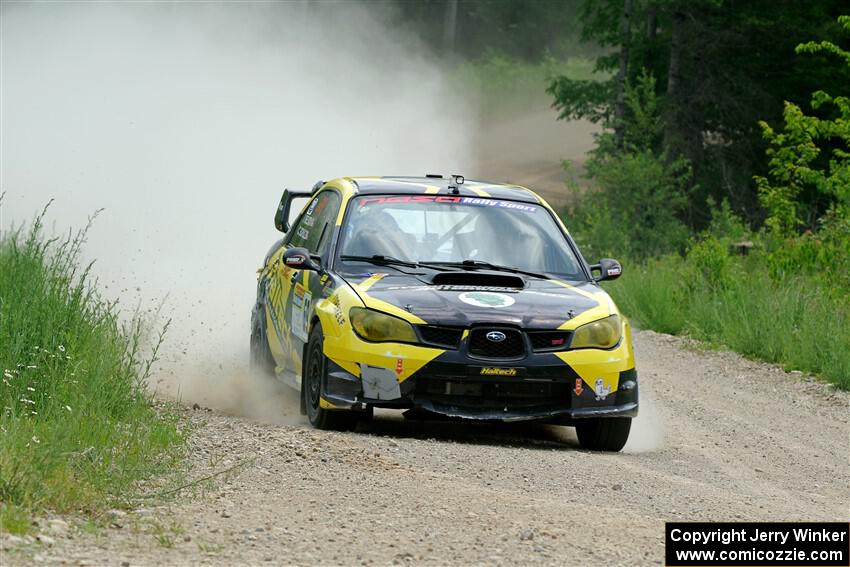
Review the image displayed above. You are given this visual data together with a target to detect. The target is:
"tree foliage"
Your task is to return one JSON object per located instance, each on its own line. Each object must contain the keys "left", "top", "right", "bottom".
{"left": 549, "top": 1, "right": 850, "bottom": 227}
{"left": 371, "top": 0, "right": 588, "bottom": 61}
{"left": 566, "top": 71, "right": 693, "bottom": 260}
{"left": 755, "top": 15, "right": 850, "bottom": 292}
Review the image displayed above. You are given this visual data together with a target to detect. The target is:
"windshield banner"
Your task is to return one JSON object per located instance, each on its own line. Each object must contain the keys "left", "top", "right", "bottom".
{"left": 357, "top": 195, "right": 538, "bottom": 213}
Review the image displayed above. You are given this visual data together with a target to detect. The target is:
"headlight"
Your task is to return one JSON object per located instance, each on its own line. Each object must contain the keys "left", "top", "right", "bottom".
{"left": 571, "top": 315, "right": 621, "bottom": 349}
{"left": 350, "top": 307, "right": 418, "bottom": 343}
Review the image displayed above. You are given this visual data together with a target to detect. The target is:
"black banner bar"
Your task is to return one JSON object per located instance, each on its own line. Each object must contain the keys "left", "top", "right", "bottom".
{"left": 666, "top": 522, "right": 849, "bottom": 566}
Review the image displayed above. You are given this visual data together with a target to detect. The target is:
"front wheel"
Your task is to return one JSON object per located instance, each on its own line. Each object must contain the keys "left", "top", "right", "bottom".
{"left": 575, "top": 417, "right": 631, "bottom": 452}
{"left": 249, "top": 305, "right": 275, "bottom": 376}
{"left": 303, "top": 325, "right": 360, "bottom": 431}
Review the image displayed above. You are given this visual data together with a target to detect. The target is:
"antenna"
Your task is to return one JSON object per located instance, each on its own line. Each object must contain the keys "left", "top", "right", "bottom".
{"left": 448, "top": 174, "right": 464, "bottom": 195}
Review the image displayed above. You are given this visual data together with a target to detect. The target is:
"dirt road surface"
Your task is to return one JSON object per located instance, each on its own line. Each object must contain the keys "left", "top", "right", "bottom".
{"left": 470, "top": 107, "right": 597, "bottom": 208}
{"left": 4, "top": 330, "right": 848, "bottom": 567}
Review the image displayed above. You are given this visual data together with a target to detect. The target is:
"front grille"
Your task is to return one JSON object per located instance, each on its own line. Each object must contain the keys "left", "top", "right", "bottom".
{"left": 529, "top": 331, "right": 571, "bottom": 352}
{"left": 468, "top": 328, "right": 525, "bottom": 359}
{"left": 418, "top": 326, "right": 463, "bottom": 349}
{"left": 416, "top": 378, "right": 570, "bottom": 408}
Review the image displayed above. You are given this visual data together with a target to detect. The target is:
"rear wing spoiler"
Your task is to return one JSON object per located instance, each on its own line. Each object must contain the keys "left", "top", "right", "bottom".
{"left": 274, "top": 188, "right": 312, "bottom": 233}
{"left": 273, "top": 180, "right": 326, "bottom": 233}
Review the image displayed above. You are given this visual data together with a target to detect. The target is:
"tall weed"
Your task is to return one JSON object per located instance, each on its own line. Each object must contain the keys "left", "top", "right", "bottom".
{"left": 0, "top": 205, "right": 184, "bottom": 528}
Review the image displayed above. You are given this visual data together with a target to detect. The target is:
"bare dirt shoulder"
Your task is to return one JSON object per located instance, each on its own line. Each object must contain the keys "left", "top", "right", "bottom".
{"left": 470, "top": 106, "right": 598, "bottom": 208}
{"left": 3, "top": 330, "right": 848, "bottom": 567}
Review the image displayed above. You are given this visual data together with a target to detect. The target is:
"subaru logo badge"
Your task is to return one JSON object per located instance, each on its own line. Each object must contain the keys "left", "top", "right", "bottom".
{"left": 486, "top": 331, "right": 506, "bottom": 342}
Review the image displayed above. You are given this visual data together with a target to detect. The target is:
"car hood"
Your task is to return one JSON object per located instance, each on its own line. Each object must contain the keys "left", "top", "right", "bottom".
{"left": 343, "top": 270, "right": 608, "bottom": 329}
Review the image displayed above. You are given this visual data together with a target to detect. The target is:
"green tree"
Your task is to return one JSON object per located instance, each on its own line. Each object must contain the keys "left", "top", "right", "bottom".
{"left": 755, "top": 15, "right": 850, "bottom": 290}
{"left": 565, "top": 70, "right": 693, "bottom": 260}
{"left": 549, "top": 1, "right": 850, "bottom": 227}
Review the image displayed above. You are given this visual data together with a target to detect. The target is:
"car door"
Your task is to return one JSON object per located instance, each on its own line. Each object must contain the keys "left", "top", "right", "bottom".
{"left": 272, "top": 188, "right": 342, "bottom": 387}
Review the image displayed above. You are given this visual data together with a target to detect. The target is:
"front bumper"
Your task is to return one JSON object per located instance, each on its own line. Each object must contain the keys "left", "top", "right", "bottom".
{"left": 321, "top": 334, "right": 639, "bottom": 423}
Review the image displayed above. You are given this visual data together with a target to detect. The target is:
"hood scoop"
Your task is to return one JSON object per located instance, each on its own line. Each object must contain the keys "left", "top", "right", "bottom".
{"left": 431, "top": 271, "right": 525, "bottom": 289}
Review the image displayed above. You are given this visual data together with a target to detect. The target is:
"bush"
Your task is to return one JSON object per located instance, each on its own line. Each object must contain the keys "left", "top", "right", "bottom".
{"left": 565, "top": 150, "right": 692, "bottom": 260}
{"left": 0, "top": 207, "right": 184, "bottom": 529}
{"left": 606, "top": 251, "right": 850, "bottom": 390}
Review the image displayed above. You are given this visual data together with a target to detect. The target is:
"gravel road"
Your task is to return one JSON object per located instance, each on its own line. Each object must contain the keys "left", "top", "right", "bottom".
{"left": 3, "top": 330, "right": 848, "bottom": 567}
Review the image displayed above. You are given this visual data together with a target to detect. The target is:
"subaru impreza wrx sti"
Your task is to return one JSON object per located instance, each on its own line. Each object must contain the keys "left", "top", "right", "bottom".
{"left": 251, "top": 175, "right": 638, "bottom": 451}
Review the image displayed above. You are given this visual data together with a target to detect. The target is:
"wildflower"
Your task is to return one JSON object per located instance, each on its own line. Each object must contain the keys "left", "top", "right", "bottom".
{"left": 64, "top": 405, "right": 72, "bottom": 412}
{"left": 58, "top": 345, "right": 66, "bottom": 353}
{"left": 2, "top": 379, "right": 9, "bottom": 387}
{"left": 3, "top": 370, "right": 13, "bottom": 379}
{"left": 31, "top": 436, "right": 40, "bottom": 444}
{"left": 26, "top": 365, "right": 37, "bottom": 369}
{"left": 27, "top": 386, "right": 35, "bottom": 392}
{"left": 19, "top": 398, "right": 35, "bottom": 404}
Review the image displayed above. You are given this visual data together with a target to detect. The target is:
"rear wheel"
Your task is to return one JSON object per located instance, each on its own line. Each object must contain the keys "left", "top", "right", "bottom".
{"left": 303, "top": 325, "right": 360, "bottom": 431}
{"left": 575, "top": 417, "right": 631, "bottom": 452}
{"left": 249, "top": 305, "right": 275, "bottom": 376}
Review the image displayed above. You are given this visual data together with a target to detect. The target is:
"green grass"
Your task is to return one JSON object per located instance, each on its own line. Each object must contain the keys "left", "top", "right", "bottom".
{"left": 0, "top": 204, "right": 185, "bottom": 531}
{"left": 607, "top": 255, "right": 850, "bottom": 389}
{"left": 453, "top": 54, "right": 601, "bottom": 117}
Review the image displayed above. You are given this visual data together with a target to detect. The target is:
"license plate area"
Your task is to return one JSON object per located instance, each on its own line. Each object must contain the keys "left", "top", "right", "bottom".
{"left": 421, "top": 378, "right": 561, "bottom": 400}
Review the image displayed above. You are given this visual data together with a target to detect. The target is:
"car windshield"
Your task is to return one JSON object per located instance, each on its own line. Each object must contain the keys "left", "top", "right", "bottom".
{"left": 337, "top": 195, "right": 587, "bottom": 281}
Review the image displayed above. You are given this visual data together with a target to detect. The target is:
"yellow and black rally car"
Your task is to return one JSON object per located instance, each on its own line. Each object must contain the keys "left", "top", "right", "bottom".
{"left": 251, "top": 175, "right": 637, "bottom": 451}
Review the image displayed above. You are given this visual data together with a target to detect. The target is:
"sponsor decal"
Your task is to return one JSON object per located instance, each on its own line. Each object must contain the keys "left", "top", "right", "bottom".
{"left": 296, "top": 227, "right": 310, "bottom": 241}
{"left": 479, "top": 367, "right": 517, "bottom": 377}
{"left": 305, "top": 199, "right": 318, "bottom": 215}
{"left": 357, "top": 195, "right": 538, "bottom": 213}
{"left": 594, "top": 377, "right": 611, "bottom": 400}
{"left": 291, "top": 285, "right": 312, "bottom": 342}
{"left": 485, "top": 331, "right": 506, "bottom": 342}
{"left": 313, "top": 197, "right": 329, "bottom": 216}
{"left": 395, "top": 358, "right": 404, "bottom": 376}
{"left": 329, "top": 293, "right": 345, "bottom": 326}
{"left": 303, "top": 215, "right": 316, "bottom": 227}
{"left": 286, "top": 254, "right": 305, "bottom": 265}
{"left": 607, "top": 266, "right": 621, "bottom": 276}
{"left": 458, "top": 291, "right": 516, "bottom": 308}
{"left": 574, "top": 378, "right": 583, "bottom": 396}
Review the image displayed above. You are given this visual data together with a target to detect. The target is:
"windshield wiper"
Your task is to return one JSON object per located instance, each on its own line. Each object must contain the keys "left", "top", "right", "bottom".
{"left": 437, "top": 260, "right": 550, "bottom": 280}
{"left": 339, "top": 255, "right": 458, "bottom": 272}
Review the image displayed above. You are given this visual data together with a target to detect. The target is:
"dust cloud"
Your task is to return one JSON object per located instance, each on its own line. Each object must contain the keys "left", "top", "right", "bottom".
{"left": 623, "top": 389, "right": 665, "bottom": 453}
{"left": 1, "top": 2, "right": 475, "bottom": 420}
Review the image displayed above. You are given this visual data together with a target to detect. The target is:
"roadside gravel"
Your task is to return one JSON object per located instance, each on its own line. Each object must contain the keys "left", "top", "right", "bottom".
{"left": 3, "top": 330, "right": 848, "bottom": 566}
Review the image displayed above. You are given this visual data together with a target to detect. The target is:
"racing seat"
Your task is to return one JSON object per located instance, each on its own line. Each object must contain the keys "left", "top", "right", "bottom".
{"left": 346, "top": 227, "right": 414, "bottom": 261}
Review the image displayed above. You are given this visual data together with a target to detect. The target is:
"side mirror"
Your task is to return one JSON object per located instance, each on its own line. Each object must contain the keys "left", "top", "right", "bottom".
{"left": 274, "top": 189, "right": 311, "bottom": 233}
{"left": 283, "top": 247, "right": 321, "bottom": 272}
{"left": 590, "top": 258, "right": 622, "bottom": 282}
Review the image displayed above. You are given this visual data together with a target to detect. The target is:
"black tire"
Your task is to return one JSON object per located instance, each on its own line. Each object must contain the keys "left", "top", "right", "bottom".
{"left": 575, "top": 417, "right": 632, "bottom": 452}
{"left": 303, "top": 325, "right": 360, "bottom": 431}
{"left": 249, "top": 304, "right": 275, "bottom": 376}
